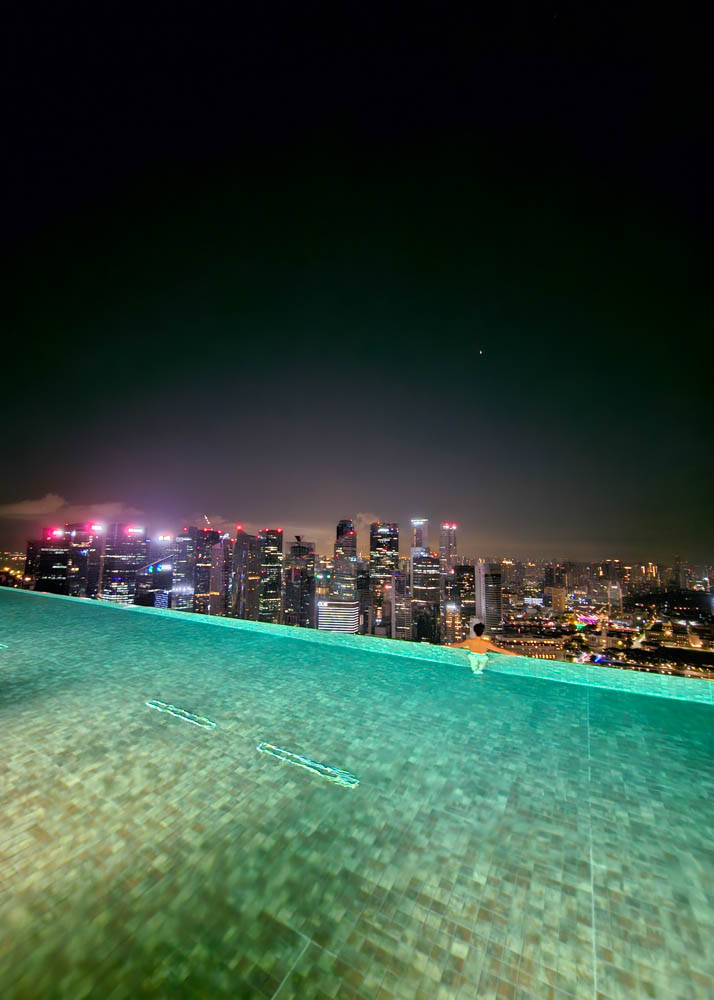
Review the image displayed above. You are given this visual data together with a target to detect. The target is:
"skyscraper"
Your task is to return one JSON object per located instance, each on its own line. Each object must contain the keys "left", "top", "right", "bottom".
{"left": 209, "top": 533, "right": 233, "bottom": 616}
{"left": 100, "top": 524, "right": 148, "bottom": 604}
{"left": 335, "top": 519, "right": 357, "bottom": 559}
{"left": 439, "top": 523, "right": 458, "bottom": 572}
{"left": 283, "top": 536, "right": 316, "bottom": 627}
{"left": 61, "top": 523, "right": 105, "bottom": 598}
{"left": 258, "top": 528, "right": 283, "bottom": 623}
{"left": 410, "top": 518, "right": 429, "bottom": 553}
{"left": 369, "top": 522, "right": 399, "bottom": 619}
{"left": 24, "top": 539, "right": 42, "bottom": 588}
{"left": 230, "top": 527, "right": 261, "bottom": 620}
{"left": 135, "top": 557, "right": 173, "bottom": 608}
{"left": 475, "top": 562, "right": 503, "bottom": 632}
{"left": 443, "top": 563, "right": 475, "bottom": 642}
{"left": 411, "top": 551, "right": 441, "bottom": 642}
{"left": 194, "top": 528, "right": 221, "bottom": 614}
{"left": 34, "top": 528, "right": 71, "bottom": 595}
{"left": 332, "top": 518, "right": 357, "bottom": 602}
{"left": 390, "top": 571, "right": 412, "bottom": 641}
{"left": 171, "top": 527, "right": 198, "bottom": 611}
{"left": 355, "top": 565, "right": 372, "bottom": 634}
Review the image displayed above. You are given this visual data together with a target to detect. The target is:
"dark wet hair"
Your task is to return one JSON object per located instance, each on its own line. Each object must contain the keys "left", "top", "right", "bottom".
{"left": 474, "top": 622, "right": 485, "bottom": 637}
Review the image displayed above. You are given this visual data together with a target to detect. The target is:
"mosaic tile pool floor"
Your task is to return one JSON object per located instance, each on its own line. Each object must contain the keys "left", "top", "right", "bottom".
{"left": 1, "top": 589, "right": 712, "bottom": 999}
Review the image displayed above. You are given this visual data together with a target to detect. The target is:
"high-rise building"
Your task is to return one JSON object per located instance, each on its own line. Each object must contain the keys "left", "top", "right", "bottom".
{"left": 390, "top": 571, "right": 412, "bottom": 641}
{"left": 24, "top": 540, "right": 42, "bottom": 588}
{"left": 411, "top": 551, "right": 441, "bottom": 642}
{"left": 369, "top": 522, "right": 399, "bottom": 618}
{"left": 171, "top": 527, "right": 198, "bottom": 611}
{"left": 355, "top": 565, "right": 372, "bottom": 634}
{"left": 32, "top": 523, "right": 105, "bottom": 597}
{"left": 475, "top": 562, "right": 503, "bottom": 632}
{"left": 550, "top": 586, "right": 567, "bottom": 613}
{"left": 258, "top": 528, "right": 283, "bottom": 623}
{"left": 410, "top": 518, "right": 429, "bottom": 552}
{"left": 194, "top": 528, "right": 221, "bottom": 614}
{"left": 332, "top": 518, "right": 358, "bottom": 602}
{"left": 317, "top": 600, "right": 360, "bottom": 633}
{"left": 34, "top": 528, "right": 71, "bottom": 594}
{"left": 335, "top": 519, "right": 357, "bottom": 559}
{"left": 100, "top": 524, "right": 148, "bottom": 604}
{"left": 441, "top": 602, "right": 464, "bottom": 645}
{"left": 230, "top": 527, "right": 261, "bottom": 620}
{"left": 283, "top": 536, "right": 316, "bottom": 627}
{"left": 209, "top": 534, "right": 233, "bottom": 616}
{"left": 66, "top": 523, "right": 105, "bottom": 598}
{"left": 443, "top": 564, "right": 476, "bottom": 642}
{"left": 439, "top": 523, "right": 458, "bottom": 572}
{"left": 135, "top": 558, "right": 173, "bottom": 608}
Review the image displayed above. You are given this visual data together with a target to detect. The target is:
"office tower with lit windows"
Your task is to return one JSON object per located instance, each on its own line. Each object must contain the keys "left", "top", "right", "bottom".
{"left": 317, "top": 600, "right": 360, "bottom": 633}
{"left": 64, "top": 522, "right": 105, "bottom": 598}
{"left": 194, "top": 528, "right": 221, "bottom": 614}
{"left": 172, "top": 527, "right": 198, "bottom": 610}
{"left": 135, "top": 558, "right": 173, "bottom": 608}
{"left": 475, "top": 561, "right": 503, "bottom": 632}
{"left": 100, "top": 524, "right": 148, "bottom": 604}
{"left": 33, "top": 528, "right": 71, "bottom": 594}
{"left": 355, "top": 566, "right": 372, "bottom": 633}
{"left": 258, "top": 528, "right": 283, "bottom": 623}
{"left": 335, "top": 519, "right": 357, "bottom": 559}
{"left": 411, "top": 551, "right": 441, "bottom": 642}
{"left": 442, "top": 567, "right": 470, "bottom": 643}
{"left": 332, "top": 518, "right": 357, "bottom": 602}
{"left": 231, "top": 527, "right": 261, "bottom": 620}
{"left": 442, "top": 602, "right": 464, "bottom": 644}
{"left": 410, "top": 518, "right": 429, "bottom": 553}
{"left": 369, "top": 522, "right": 399, "bottom": 618}
{"left": 24, "top": 540, "right": 42, "bottom": 588}
{"left": 283, "top": 536, "right": 316, "bottom": 627}
{"left": 390, "top": 571, "right": 412, "bottom": 641}
{"left": 439, "top": 523, "right": 458, "bottom": 572}
{"left": 209, "top": 534, "right": 233, "bottom": 616}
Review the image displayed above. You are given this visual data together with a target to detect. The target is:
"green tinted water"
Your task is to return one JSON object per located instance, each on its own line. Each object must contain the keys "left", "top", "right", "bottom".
{"left": 1, "top": 590, "right": 712, "bottom": 999}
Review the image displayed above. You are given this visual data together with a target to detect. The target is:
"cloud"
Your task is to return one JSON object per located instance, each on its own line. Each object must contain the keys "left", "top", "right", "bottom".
{"left": 0, "top": 494, "right": 144, "bottom": 524}
{"left": 0, "top": 493, "right": 67, "bottom": 517}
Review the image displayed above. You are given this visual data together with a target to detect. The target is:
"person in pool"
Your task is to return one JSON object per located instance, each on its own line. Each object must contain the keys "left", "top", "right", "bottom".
{"left": 451, "top": 621, "right": 523, "bottom": 656}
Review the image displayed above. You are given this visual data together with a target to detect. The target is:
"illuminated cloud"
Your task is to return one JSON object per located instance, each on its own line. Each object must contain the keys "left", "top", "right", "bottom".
{"left": 0, "top": 494, "right": 143, "bottom": 524}
{"left": 0, "top": 493, "right": 67, "bottom": 517}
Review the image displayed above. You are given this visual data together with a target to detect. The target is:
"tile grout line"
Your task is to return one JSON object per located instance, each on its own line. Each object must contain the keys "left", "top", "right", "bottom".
{"left": 586, "top": 689, "right": 598, "bottom": 1000}
{"left": 270, "top": 936, "right": 310, "bottom": 1000}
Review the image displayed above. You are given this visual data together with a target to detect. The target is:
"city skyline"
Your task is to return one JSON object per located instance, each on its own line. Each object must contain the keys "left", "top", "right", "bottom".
{"left": 14, "top": 513, "right": 711, "bottom": 671}
{"left": 6, "top": 505, "right": 713, "bottom": 567}
{"left": 3, "top": 501, "right": 714, "bottom": 565}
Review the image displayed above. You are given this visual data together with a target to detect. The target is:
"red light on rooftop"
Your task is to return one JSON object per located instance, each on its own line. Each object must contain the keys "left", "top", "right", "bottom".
{"left": 236, "top": 524, "right": 244, "bottom": 531}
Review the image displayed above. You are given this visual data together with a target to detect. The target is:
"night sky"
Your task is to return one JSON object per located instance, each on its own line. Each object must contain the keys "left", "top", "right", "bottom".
{"left": 3, "top": 4, "right": 712, "bottom": 560}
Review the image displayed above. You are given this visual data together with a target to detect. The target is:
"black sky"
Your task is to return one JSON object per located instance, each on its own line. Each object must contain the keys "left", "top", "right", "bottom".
{"left": 3, "top": 3, "right": 712, "bottom": 560}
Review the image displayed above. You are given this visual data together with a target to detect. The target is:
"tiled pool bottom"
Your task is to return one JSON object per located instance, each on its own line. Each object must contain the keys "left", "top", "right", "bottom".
{"left": 1, "top": 592, "right": 712, "bottom": 1000}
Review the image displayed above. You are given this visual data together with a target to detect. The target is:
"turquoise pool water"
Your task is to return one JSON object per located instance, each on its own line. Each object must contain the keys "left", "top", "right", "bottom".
{"left": 1, "top": 589, "right": 712, "bottom": 999}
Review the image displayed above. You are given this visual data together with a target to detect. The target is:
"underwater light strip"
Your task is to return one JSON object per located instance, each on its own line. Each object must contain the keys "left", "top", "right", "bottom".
{"left": 257, "top": 742, "right": 359, "bottom": 787}
{"left": 145, "top": 699, "right": 217, "bottom": 729}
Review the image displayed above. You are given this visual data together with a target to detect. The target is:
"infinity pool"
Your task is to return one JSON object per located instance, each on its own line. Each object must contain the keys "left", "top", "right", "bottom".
{"left": 1, "top": 589, "right": 712, "bottom": 999}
